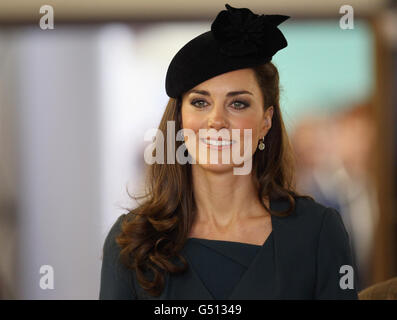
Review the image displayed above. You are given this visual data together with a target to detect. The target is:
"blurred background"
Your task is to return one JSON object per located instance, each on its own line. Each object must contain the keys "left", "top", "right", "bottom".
{"left": 0, "top": 0, "right": 396, "bottom": 299}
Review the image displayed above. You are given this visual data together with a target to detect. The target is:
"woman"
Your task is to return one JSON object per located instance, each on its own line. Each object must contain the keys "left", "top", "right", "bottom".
{"left": 99, "top": 4, "right": 358, "bottom": 300}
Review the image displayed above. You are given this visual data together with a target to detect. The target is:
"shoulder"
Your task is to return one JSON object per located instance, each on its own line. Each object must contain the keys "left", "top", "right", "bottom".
{"left": 100, "top": 214, "right": 137, "bottom": 299}
{"left": 272, "top": 195, "right": 332, "bottom": 224}
{"left": 102, "top": 214, "right": 127, "bottom": 263}
{"left": 271, "top": 195, "right": 347, "bottom": 239}
{"left": 294, "top": 196, "right": 328, "bottom": 214}
{"left": 295, "top": 196, "right": 347, "bottom": 236}
{"left": 296, "top": 196, "right": 342, "bottom": 228}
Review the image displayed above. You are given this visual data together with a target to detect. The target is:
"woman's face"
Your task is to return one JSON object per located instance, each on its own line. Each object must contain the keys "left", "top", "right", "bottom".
{"left": 180, "top": 68, "right": 273, "bottom": 173}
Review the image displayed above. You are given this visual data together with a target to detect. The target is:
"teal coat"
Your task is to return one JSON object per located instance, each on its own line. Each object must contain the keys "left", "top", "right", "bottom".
{"left": 99, "top": 196, "right": 358, "bottom": 300}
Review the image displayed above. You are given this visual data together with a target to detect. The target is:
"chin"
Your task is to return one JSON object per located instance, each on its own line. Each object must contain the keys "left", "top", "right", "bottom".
{"left": 196, "top": 162, "right": 235, "bottom": 174}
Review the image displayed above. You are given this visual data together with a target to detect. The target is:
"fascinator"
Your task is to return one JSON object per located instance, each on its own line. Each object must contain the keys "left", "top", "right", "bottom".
{"left": 165, "top": 3, "right": 290, "bottom": 98}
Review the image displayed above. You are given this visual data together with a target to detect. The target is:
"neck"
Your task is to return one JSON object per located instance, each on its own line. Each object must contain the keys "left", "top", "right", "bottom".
{"left": 191, "top": 165, "right": 268, "bottom": 228}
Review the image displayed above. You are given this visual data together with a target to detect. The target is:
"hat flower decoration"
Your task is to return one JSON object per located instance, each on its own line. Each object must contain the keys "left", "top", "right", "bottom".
{"left": 211, "top": 3, "right": 289, "bottom": 57}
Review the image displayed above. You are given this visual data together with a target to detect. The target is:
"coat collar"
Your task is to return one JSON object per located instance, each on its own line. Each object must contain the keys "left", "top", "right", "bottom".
{"left": 162, "top": 196, "right": 295, "bottom": 300}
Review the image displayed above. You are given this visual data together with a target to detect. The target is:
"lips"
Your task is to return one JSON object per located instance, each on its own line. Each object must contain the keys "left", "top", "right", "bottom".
{"left": 200, "top": 138, "right": 236, "bottom": 149}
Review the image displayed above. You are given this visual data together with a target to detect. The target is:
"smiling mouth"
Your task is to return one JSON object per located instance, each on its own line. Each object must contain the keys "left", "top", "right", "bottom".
{"left": 200, "top": 138, "right": 236, "bottom": 147}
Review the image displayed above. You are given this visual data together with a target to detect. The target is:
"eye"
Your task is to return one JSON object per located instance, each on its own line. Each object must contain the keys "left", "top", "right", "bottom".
{"left": 190, "top": 99, "right": 208, "bottom": 108}
{"left": 190, "top": 98, "right": 250, "bottom": 109}
{"left": 231, "top": 100, "right": 250, "bottom": 110}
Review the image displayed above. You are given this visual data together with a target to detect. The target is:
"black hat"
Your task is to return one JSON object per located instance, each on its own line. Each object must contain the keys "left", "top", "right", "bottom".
{"left": 165, "top": 3, "right": 290, "bottom": 98}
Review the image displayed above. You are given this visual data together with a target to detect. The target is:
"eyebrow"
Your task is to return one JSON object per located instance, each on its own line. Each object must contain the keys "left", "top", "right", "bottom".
{"left": 187, "top": 89, "right": 253, "bottom": 97}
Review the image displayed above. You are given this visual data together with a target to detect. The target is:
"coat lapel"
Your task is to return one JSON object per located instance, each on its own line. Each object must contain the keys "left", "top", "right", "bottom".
{"left": 268, "top": 197, "right": 290, "bottom": 299}
{"left": 228, "top": 197, "right": 287, "bottom": 299}
{"left": 270, "top": 197, "right": 317, "bottom": 299}
{"left": 227, "top": 233, "right": 275, "bottom": 299}
{"left": 165, "top": 244, "right": 215, "bottom": 299}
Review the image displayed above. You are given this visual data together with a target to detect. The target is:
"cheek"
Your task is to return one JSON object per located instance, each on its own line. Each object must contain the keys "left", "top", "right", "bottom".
{"left": 181, "top": 108, "right": 202, "bottom": 132}
{"left": 181, "top": 108, "right": 204, "bottom": 150}
{"left": 231, "top": 116, "right": 260, "bottom": 137}
{"left": 182, "top": 117, "right": 201, "bottom": 132}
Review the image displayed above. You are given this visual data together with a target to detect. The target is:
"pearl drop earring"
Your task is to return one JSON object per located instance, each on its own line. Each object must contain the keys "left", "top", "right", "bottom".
{"left": 258, "top": 137, "right": 265, "bottom": 151}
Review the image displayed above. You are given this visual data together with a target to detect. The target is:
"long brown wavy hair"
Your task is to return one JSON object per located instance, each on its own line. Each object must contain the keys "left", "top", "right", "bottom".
{"left": 116, "top": 62, "right": 313, "bottom": 297}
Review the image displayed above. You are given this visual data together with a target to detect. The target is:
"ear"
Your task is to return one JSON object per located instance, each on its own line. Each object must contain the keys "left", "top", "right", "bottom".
{"left": 265, "top": 106, "right": 274, "bottom": 128}
{"left": 260, "top": 105, "right": 273, "bottom": 136}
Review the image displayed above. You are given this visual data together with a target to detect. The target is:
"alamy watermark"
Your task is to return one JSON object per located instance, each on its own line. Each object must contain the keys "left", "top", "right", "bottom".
{"left": 39, "top": 265, "right": 54, "bottom": 290}
{"left": 339, "top": 5, "right": 354, "bottom": 30}
{"left": 39, "top": 5, "right": 54, "bottom": 30}
{"left": 339, "top": 264, "right": 354, "bottom": 289}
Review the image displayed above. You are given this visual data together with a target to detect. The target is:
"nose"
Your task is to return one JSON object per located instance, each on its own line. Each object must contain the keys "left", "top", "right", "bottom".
{"left": 207, "top": 103, "right": 228, "bottom": 130}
